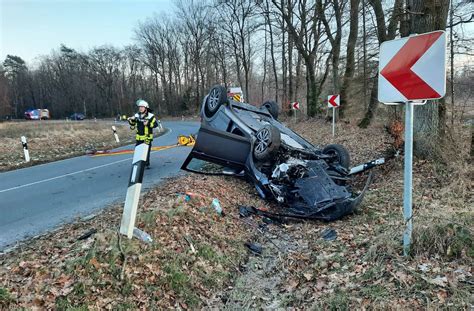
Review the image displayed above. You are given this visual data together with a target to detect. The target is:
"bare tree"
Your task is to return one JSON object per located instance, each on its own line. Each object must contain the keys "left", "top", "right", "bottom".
{"left": 219, "top": 0, "right": 259, "bottom": 101}
{"left": 339, "top": 0, "right": 360, "bottom": 118}
{"left": 358, "top": 0, "right": 402, "bottom": 128}
{"left": 271, "top": 0, "right": 330, "bottom": 116}
{"left": 263, "top": 0, "right": 280, "bottom": 102}
{"left": 318, "top": 0, "right": 345, "bottom": 94}
{"left": 408, "top": 0, "right": 450, "bottom": 158}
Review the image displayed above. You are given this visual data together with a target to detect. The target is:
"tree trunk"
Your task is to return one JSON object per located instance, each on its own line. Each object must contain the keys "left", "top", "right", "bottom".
{"left": 281, "top": 0, "right": 287, "bottom": 106}
{"left": 409, "top": 0, "right": 449, "bottom": 158}
{"left": 359, "top": 0, "right": 402, "bottom": 127}
{"left": 267, "top": 14, "right": 279, "bottom": 102}
{"left": 358, "top": 75, "right": 378, "bottom": 128}
{"left": 287, "top": 0, "right": 294, "bottom": 102}
{"left": 294, "top": 53, "right": 302, "bottom": 104}
{"left": 339, "top": 0, "right": 360, "bottom": 118}
{"left": 261, "top": 22, "right": 268, "bottom": 103}
{"left": 306, "top": 56, "right": 318, "bottom": 117}
{"left": 269, "top": 23, "right": 279, "bottom": 103}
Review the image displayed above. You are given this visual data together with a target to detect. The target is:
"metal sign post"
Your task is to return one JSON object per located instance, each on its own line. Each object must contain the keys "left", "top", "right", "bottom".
{"left": 332, "top": 107, "right": 336, "bottom": 137}
{"left": 21, "top": 136, "right": 30, "bottom": 162}
{"left": 120, "top": 143, "right": 149, "bottom": 239}
{"left": 378, "top": 31, "right": 446, "bottom": 256}
{"left": 403, "top": 102, "right": 414, "bottom": 256}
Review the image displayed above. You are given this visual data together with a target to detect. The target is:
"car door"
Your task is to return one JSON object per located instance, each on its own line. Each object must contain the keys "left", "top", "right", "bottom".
{"left": 182, "top": 122, "right": 251, "bottom": 172}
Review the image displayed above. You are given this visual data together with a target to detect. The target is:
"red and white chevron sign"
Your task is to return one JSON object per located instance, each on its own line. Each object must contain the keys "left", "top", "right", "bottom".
{"left": 291, "top": 102, "right": 300, "bottom": 110}
{"left": 327, "top": 94, "right": 340, "bottom": 108}
{"left": 378, "top": 31, "right": 446, "bottom": 103}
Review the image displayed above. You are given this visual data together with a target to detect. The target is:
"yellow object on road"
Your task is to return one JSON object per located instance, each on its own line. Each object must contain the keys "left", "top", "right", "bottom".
{"left": 178, "top": 135, "right": 195, "bottom": 146}
{"left": 90, "top": 135, "right": 195, "bottom": 157}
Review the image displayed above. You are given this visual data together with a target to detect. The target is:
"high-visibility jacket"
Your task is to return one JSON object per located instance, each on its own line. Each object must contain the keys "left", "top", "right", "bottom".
{"left": 128, "top": 112, "right": 158, "bottom": 142}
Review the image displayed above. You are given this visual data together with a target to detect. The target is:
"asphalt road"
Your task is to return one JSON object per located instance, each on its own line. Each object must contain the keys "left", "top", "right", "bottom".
{"left": 0, "top": 121, "right": 200, "bottom": 251}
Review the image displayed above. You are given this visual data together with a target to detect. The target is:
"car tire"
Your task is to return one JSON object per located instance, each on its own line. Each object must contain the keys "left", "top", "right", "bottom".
{"left": 204, "top": 85, "right": 227, "bottom": 118}
{"left": 322, "top": 144, "right": 351, "bottom": 169}
{"left": 253, "top": 125, "right": 281, "bottom": 161}
{"left": 261, "top": 100, "right": 279, "bottom": 120}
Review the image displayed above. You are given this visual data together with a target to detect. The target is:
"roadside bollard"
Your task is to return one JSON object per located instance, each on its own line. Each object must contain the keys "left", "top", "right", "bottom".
{"left": 120, "top": 143, "right": 149, "bottom": 239}
{"left": 21, "top": 136, "right": 30, "bottom": 162}
{"left": 158, "top": 120, "right": 163, "bottom": 132}
{"left": 112, "top": 126, "right": 120, "bottom": 143}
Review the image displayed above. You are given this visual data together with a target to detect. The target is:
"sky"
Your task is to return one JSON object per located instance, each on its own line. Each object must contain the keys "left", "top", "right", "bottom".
{"left": 0, "top": 0, "right": 173, "bottom": 65}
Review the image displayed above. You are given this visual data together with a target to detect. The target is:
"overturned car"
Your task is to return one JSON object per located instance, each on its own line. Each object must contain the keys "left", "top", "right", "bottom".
{"left": 182, "top": 85, "right": 383, "bottom": 221}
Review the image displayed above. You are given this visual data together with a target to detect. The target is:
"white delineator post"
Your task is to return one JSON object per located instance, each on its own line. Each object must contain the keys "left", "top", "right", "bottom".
{"left": 112, "top": 126, "right": 120, "bottom": 143}
{"left": 120, "top": 143, "right": 149, "bottom": 238}
{"left": 21, "top": 136, "right": 30, "bottom": 162}
{"left": 403, "top": 101, "right": 414, "bottom": 256}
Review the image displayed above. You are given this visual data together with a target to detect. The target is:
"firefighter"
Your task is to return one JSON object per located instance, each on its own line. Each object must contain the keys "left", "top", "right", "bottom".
{"left": 128, "top": 99, "right": 158, "bottom": 168}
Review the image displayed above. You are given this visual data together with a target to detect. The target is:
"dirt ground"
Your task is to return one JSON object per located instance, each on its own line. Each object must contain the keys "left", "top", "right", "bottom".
{"left": 0, "top": 119, "right": 472, "bottom": 309}
{"left": 0, "top": 120, "right": 138, "bottom": 172}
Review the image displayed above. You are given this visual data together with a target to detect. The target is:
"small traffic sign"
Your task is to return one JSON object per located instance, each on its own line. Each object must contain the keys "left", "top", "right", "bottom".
{"left": 378, "top": 31, "right": 446, "bottom": 103}
{"left": 327, "top": 95, "right": 340, "bottom": 137}
{"left": 291, "top": 102, "right": 300, "bottom": 110}
{"left": 327, "top": 95, "right": 340, "bottom": 108}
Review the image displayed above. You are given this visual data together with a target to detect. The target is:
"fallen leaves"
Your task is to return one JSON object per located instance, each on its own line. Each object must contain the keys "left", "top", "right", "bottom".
{"left": 0, "top": 119, "right": 472, "bottom": 309}
{"left": 89, "top": 257, "right": 101, "bottom": 270}
{"left": 0, "top": 174, "right": 261, "bottom": 309}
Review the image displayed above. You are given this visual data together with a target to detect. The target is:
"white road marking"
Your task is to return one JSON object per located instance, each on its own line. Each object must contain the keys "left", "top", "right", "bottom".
{"left": 0, "top": 128, "right": 175, "bottom": 194}
{"left": 0, "top": 157, "right": 134, "bottom": 194}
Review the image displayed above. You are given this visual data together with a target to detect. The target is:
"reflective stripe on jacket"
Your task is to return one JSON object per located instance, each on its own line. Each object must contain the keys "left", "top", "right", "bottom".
{"left": 128, "top": 112, "right": 158, "bottom": 142}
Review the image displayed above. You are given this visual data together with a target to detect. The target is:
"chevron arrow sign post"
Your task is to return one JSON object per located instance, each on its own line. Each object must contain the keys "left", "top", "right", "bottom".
{"left": 378, "top": 31, "right": 446, "bottom": 256}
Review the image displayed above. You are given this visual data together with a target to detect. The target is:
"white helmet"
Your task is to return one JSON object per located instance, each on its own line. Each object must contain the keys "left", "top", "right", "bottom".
{"left": 136, "top": 99, "right": 149, "bottom": 108}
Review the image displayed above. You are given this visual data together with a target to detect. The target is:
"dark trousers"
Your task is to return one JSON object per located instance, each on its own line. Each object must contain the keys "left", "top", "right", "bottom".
{"left": 136, "top": 140, "right": 152, "bottom": 166}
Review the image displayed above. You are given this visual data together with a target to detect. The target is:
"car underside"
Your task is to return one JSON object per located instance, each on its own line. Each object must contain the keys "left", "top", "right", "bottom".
{"left": 182, "top": 85, "right": 383, "bottom": 221}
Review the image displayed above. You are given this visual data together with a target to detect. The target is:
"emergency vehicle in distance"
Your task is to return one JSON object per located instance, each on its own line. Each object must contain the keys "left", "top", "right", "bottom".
{"left": 227, "top": 87, "right": 244, "bottom": 103}
{"left": 24, "top": 109, "right": 50, "bottom": 120}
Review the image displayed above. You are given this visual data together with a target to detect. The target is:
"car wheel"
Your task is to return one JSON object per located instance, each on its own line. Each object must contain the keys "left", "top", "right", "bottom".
{"left": 261, "top": 100, "right": 279, "bottom": 120}
{"left": 322, "top": 144, "right": 350, "bottom": 169}
{"left": 204, "top": 85, "right": 227, "bottom": 118}
{"left": 253, "top": 125, "right": 281, "bottom": 161}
